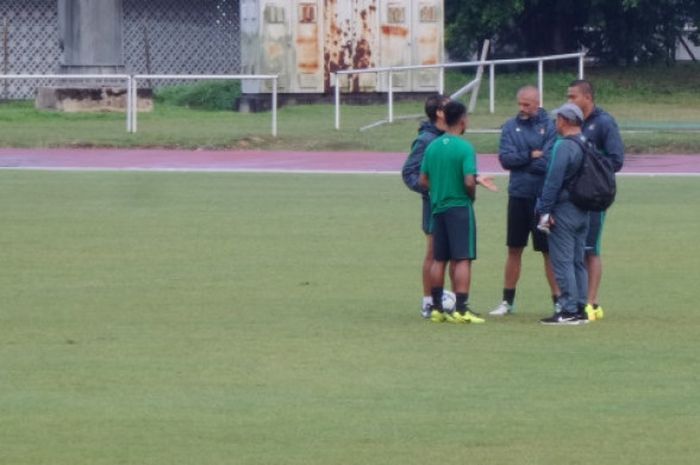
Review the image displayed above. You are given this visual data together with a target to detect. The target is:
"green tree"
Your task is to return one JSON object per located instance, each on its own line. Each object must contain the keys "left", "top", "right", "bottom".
{"left": 585, "top": 0, "right": 700, "bottom": 64}
{"left": 445, "top": 0, "right": 700, "bottom": 64}
{"left": 444, "top": 0, "right": 523, "bottom": 61}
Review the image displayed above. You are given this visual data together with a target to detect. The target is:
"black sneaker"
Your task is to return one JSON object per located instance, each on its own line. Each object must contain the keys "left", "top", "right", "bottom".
{"left": 539, "top": 311, "right": 589, "bottom": 325}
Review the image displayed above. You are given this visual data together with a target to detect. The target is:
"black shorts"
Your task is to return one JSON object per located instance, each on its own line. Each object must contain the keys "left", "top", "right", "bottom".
{"left": 432, "top": 205, "right": 477, "bottom": 262}
{"left": 585, "top": 210, "right": 605, "bottom": 256}
{"left": 506, "top": 196, "right": 549, "bottom": 252}
{"left": 421, "top": 195, "right": 432, "bottom": 235}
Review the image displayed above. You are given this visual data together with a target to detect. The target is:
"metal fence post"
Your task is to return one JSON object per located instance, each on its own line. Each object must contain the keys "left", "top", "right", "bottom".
{"left": 537, "top": 60, "right": 544, "bottom": 108}
{"left": 578, "top": 53, "right": 585, "bottom": 79}
{"left": 438, "top": 66, "right": 444, "bottom": 95}
{"left": 388, "top": 69, "right": 394, "bottom": 124}
{"left": 334, "top": 73, "right": 340, "bottom": 130}
{"left": 271, "top": 76, "right": 278, "bottom": 137}
{"left": 489, "top": 63, "right": 495, "bottom": 114}
{"left": 132, "top": 77, "right": 138, "bottom": 133}
{"left": 126, "top": 76, "right": 132, "bottom": 133}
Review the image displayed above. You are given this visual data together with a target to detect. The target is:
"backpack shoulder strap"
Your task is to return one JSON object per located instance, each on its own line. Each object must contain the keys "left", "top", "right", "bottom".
{"left": 561, "top": 135, "right": 587, "bottom": 190}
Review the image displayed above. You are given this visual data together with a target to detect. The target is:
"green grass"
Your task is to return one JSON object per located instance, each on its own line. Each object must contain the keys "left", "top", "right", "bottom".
{"left": 1, "top": 171, "right": 699, "bottom": 465}
{"left": 0, "top": 64, "right": 699, "bottom": 152}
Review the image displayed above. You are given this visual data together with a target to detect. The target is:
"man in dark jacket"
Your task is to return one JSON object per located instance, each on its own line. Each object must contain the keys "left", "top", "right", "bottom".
{"left": 567, "top": 80, "right": 624, "bottom": 321}
{"left": 489, "top": 86, "right": 560, "bottom": 316}
{"left": 536, "top": 103, "right": 590, "bottom": 325}
{"left": 402, "top": 94, "right": 450, "bottom": 317}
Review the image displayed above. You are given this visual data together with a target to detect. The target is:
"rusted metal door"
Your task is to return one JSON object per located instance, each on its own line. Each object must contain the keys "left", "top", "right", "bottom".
{"left": 324, "top": 0, "right": 378, "bottom": 93}
{"left": 352, "top": 0, "right": 379, "bottom": 92}
{"left": 412, "top": 0, "right": 443, "bottom": 90}
{"left": 294, "top": 1, "right": 324, "bottom": 91}
{"left": 379, "top": 0, "right": 412, "bottom": 91}
{"left": 259, "top": 0, "right": 293, "bottom": 91}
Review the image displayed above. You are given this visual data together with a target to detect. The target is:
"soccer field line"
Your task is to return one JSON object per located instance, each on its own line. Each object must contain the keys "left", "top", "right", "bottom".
{"left": 2, "top": 166, "right": 700, "bottom": 176}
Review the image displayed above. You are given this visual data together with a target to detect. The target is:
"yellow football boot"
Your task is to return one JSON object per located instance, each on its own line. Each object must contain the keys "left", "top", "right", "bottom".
{"left": 430, "top": 310, "right": 446, "bottom": 323}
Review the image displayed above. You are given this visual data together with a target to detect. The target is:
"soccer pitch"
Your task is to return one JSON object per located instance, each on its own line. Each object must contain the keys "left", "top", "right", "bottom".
{"left": 1, "top": 171, "right": 698, "bottom": 465}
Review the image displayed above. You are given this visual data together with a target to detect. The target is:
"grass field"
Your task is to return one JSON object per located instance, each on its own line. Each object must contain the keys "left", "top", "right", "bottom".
{"left": 0, "top": 64, "right": 699, "bottom": 153}
{"left": 1, "top": 171, "right": 699, "bottom": 465}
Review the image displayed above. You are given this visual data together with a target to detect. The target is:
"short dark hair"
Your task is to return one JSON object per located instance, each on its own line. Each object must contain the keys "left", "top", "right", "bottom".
{"left": 443, "top": 100, "right": 467, "bottom": 127}
{"left": 569, "top": 79, "right": 595, "bottom": 101}
{"left": 424, "top": 94, "right": 448, "bottom": 123}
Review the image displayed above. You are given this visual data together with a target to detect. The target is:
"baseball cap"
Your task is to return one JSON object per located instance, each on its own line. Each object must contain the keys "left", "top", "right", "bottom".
{"left": 552, "top": 103, "right": 584, "bottom": 125}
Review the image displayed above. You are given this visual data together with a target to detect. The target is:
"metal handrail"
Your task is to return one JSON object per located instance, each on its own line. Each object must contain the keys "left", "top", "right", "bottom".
{"left": 333, "top": 51, "right": 587, "bottom": 130}
{"left": 333, "top": 52, "right": 586, "bottom": 75}
{"left": 0, "top": 73, "right": 280, "bottom": 136}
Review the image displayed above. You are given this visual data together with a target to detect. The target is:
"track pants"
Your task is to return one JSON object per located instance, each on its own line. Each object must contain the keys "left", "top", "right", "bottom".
{"left": 549, "top": 201, "right": 589, "bottom": 314}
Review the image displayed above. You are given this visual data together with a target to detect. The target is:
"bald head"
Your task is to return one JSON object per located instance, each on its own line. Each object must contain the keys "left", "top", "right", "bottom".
{"left": 517, "top": 86, "right": 540, "bottom": 120}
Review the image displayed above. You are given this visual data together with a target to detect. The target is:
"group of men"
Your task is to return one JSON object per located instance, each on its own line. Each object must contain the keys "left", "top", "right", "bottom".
{"left": 402, "top": 79, "right": 624, "bottom": 325}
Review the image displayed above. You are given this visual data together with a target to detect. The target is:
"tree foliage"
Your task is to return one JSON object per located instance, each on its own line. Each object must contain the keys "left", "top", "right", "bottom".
{"left": 445, "top": 0, "right": 700, "bottom": 64}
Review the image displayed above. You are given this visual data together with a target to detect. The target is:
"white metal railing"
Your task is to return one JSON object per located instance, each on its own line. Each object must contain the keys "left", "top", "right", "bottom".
{"left": 0, "top": 73, "right": 280, "bottom": 136}
{"left": 0, "top": 74, "right": 133, "bottom": 132}
{"left": 332, "top": 51, "right": 586, "bottom": 130}
{"left": 130, "top": 74, "right": 279, "bottom": 135}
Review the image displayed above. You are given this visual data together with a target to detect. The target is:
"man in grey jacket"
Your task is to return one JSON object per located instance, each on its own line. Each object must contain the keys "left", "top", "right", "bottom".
{"left": 490, "top": 86, "right": 560, "bottom": 316}
{"left": 567, "top": 80, "right": 624, "bottom": 321}
{"left": 536, "top": 103, "right": 589, "bottom": 325}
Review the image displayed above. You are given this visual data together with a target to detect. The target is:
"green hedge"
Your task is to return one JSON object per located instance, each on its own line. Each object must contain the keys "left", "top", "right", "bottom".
{"left": 154, "top": 81, "right": 242, "bottom": 111}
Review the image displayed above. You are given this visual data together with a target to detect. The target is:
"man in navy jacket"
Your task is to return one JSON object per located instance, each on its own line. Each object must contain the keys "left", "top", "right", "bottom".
{"left": 490, "top": 86, "right": 560, "bottom": 316}
{"left": 402, "top": 94, "right": 450, "bottom": 317}
{"left": 567, "top": 79, "right": 624, "bottom": 321}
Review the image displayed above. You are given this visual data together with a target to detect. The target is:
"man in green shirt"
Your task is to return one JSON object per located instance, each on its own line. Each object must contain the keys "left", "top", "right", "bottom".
{"left": 419, "top": 101, "right": 485, "bottom": 324}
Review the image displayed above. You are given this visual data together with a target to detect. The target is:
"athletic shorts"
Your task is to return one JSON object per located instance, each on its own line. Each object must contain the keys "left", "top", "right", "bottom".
{"left": 585, "top": 210, "right": 606, "bottom": 256}
{"left": 432, "top": 205, "right": 477, "bottom": 262}
{"left": 421, "top": 195, "right": 432, "bottom": 235}
{"left": 506, "top": 196, "right": 549, "bottom": 252}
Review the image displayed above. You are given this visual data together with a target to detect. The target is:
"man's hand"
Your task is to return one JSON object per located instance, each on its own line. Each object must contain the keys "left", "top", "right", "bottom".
{"left": 476, "top": 175, "right": 499, "bottom": 192}
{"left": 531, "top": 149, "right": 544, "bottom": 159}
{"left": 537, "top": 214, "right": 554, "bottom": 234}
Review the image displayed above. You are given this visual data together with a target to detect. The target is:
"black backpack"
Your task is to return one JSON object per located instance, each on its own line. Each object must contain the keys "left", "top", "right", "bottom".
{"left": 566, "top": 136, "right": 617, "bottom": 212}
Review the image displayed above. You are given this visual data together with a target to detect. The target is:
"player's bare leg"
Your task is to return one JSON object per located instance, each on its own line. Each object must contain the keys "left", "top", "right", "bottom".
{"left": 586, "top": 254, "right": 602, "bottom": 305}
{"left": 504, "top": 247, "right": 524, "bottom": 289}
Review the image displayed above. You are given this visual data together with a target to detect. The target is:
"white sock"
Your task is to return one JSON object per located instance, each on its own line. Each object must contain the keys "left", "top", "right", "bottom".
{"left": 422, "top": 296, "right": 433, "bottom": 308}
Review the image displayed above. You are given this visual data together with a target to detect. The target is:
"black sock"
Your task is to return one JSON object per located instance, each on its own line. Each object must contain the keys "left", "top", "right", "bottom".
{"left": 456, "top": 293, "right": 469, "bottom": 312}
{"left": 552, "top": 295, "right": 559, "bottom": 305}
{"left": 503, "top": 288, "right": 516, "bottom": 305}
{"left": 431, "top": 287, "right": 443, "bottom": 311}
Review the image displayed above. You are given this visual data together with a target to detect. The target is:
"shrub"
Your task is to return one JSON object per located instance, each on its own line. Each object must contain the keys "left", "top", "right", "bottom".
{"left": 155, "top": 81, "right": 241, "bottom": 111}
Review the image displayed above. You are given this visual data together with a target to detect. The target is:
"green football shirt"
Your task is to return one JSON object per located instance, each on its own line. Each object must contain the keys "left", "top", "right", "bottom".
{"left": 420, "top": 134, "right": 477, "bottom": 215}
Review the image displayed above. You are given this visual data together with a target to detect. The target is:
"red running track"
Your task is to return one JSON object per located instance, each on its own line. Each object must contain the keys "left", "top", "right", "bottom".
{"left": 0, "top": 148, "right": 699, "bottom": 174}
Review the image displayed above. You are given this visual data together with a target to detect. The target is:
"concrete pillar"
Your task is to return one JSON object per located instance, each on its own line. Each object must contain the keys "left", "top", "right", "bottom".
{"left": 58, "top": 0, "right": 125, "bottom": 74}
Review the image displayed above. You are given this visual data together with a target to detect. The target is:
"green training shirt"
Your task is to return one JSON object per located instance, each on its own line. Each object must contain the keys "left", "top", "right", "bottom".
{"left": 420, "top": 134, "right": 477, "bottom": 215}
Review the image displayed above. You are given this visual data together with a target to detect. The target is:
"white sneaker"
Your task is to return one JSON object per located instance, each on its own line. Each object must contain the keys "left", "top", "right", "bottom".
{"left": 489, "top": 301, "right": 513, "bottom": 316}
{"left": 421, "top": 302, "right": 432, "bottom": 319}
